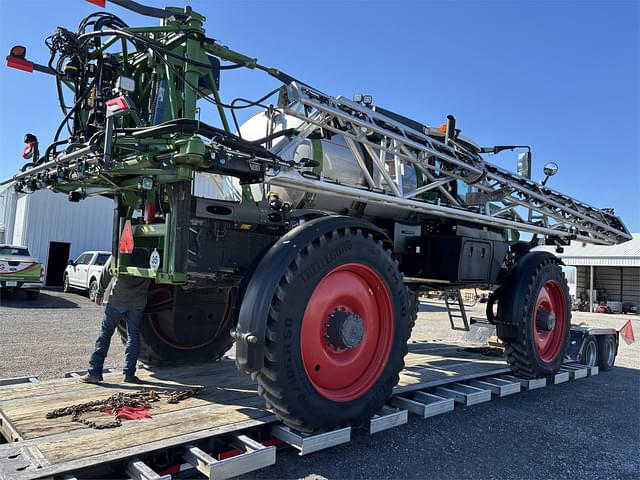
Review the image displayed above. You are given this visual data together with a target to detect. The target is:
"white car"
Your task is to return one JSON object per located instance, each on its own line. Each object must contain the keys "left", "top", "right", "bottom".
{"left": 63, "top": 251, "right": 111, "bottom": 302}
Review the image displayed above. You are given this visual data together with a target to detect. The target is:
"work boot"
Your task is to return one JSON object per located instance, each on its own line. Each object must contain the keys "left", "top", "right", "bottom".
{"left": 80, "top": 373, "right": 103, "bottom": 383}
{"left": 123, "top": 375, "right": 142, "bottom": 384}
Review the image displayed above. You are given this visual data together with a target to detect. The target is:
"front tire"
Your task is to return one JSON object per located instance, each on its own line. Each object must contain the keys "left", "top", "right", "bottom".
{"left": 498, "top": 255, "right": 571, "bottom": 378}
{"left": 63, "top": 274, "right": 70, "bottom": 293}
{"left": 255, "top": 228, "right": 412, "bottom": 431}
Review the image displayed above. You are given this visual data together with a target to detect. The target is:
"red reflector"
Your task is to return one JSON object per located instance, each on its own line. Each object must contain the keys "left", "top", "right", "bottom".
{"left": 158, "top": 465, "right": 181, "bottom": 476}
{"left": 106, "top": 96, "right": 131, "bottom": 114}
{"left": 86, "top": 0, "right": 106, "bottom": 7}
{"left": 23, "top": 142, "right": 36, "bottom": 159}
{"left": 9, "top": 46, "right": 26, "bottom": 58}
{"left": 7, "top": 56, "right": 33, "bottom": 72}
{"left": 40, "top": 265, "right": 45, "bottom": 282}
{"left": 119, "top": 220, "right": 135, "bottom": 254}
{"left": 218, "top": 438, "right": 283, "bottom": 460}
{"left": 262, "top": 438, "right": 284, "bottom": 447}
{"left": 218, "top": 448, "right": 242, "bottom": 460}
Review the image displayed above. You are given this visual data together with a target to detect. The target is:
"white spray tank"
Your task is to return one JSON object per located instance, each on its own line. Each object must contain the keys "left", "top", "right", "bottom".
{"left": 238, "top": 109, "right": 422, "bottom": 217}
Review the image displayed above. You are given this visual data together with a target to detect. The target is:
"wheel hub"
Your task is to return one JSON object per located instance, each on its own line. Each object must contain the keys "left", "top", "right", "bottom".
{"left": 326, "top": 308, "right": 364, "bottom": 349}
{"left": 536, "top": 308, "right": 556, "bottom": 331}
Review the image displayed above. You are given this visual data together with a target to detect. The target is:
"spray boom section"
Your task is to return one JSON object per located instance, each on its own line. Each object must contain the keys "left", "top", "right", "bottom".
{"left": 3, "top": 0, "right": 630, "bottom": 285}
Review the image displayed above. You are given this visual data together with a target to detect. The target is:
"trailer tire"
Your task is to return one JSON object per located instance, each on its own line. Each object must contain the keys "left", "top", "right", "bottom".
{"left": 255, "top": 227, "right": 412, "bottom": 432}
{"left": 499, "top": 254, "right": 571, "bottom": 378}
{"left": 597, "top": 334, "right": 616, "bottom": 371}
{"left": 580, "top": 335, "right": 598, "bottom": 367}
{"left": 117, "top": 285, "right": 235, "bottom": 365}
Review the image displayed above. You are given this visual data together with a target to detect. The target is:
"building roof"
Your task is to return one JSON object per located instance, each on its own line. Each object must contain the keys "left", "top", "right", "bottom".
{"left": 537, "top": 234, "right": 640, "bottom": 267}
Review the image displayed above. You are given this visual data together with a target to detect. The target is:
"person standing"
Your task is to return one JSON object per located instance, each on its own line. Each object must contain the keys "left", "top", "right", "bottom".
{"left": 81, "top": 255, "right": 151, "bottom": 383}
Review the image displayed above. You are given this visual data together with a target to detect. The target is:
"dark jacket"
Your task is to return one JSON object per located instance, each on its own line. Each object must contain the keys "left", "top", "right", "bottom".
{"left": 97, "top": 256, "right": 151, "bottom": 310}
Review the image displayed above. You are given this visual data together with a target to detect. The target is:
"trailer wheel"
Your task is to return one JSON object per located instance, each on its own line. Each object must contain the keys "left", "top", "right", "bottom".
{"left": 580, "top": 335, "right": 598, "bottom": 367}
{"left": 597, "top": 335, "right": 617, "bottom": 371}
{"left": 117, "top": 285, "right": 235, "bottom": 365}
{"left": 255, "top": 228, "right": 412, "bottom": 431}
{"left": 499, "top": 254, "right": 571, "bottom": 378}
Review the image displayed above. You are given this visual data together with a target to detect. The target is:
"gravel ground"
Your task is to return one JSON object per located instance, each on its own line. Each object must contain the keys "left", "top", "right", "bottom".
{"left": 0, "top": 290, "right": 638, "bottom": 478}
{"left": 0, "top": 288, "right": 125, "bottom": 379}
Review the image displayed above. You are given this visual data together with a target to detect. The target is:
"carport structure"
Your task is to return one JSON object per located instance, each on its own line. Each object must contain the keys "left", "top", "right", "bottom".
{"left": 547, "top": 234, "right": 639, "bottom": 312}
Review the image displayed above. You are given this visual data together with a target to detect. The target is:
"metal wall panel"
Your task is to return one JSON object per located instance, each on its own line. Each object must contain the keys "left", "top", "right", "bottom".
{"left": 0, "top": 185, "right": 18, "bottom": 243}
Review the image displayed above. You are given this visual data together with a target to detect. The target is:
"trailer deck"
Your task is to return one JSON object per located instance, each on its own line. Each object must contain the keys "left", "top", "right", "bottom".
{"left": 0, "top": 342, "right": 596, "bottom": 480}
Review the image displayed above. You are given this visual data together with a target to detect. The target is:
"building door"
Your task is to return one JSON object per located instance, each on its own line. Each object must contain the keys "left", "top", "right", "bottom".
{"left": 46, "top": 242, "right": 70, "bottom": 286}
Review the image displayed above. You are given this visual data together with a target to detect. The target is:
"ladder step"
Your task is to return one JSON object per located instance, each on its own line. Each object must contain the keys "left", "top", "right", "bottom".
{"left": 549, "top": 371, "right": 570, "bottom": 384}
{"left": 271, "top": 425, "right": 350, "bottom": 456}
{"left": 413, "top": 391, "right": 456, "bottom": 417}
{"left": 390, "top": 392, "right": 454, "bottom": 418}
{"left": 434, "top": 383, "right": 491, "bottom": 406}
{"left": 369, "top": 406, "right": 408, "bottom": 434}
{"left": 469, "top": 378, "right": 520, "bottom": 397}
{"left": 560, "top": 364, "right": 588, "bottom": 380}
{"left": 184, "top": 435, "right": 276, "bottom": 480}
{"left": 500, "top": 375, "right": 546, "bottom": 390}
{"left": 127, "top": 459, "right": 171, "bottom": 480}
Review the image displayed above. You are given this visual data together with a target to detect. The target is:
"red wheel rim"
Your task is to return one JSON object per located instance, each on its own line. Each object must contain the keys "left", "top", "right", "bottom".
{"left": 300, "top": 263, "right": 395, "bottom": 402}
{"left": 147, "top": 287, "right": 234, "bottom": 351}
{"left": 533, "top": 280, "right": 566, "bottom": 362}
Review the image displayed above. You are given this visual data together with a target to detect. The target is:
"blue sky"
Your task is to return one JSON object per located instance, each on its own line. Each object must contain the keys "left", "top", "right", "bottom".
{"left": 1, "top": 0, "right": 638, "bottom": 232}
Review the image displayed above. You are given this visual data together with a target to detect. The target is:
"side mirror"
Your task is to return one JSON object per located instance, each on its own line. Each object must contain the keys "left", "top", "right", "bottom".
{"left": 517, "top": 152, "right": 532, "bottom": 179}
{"left": 541, "top": 162, "right": 558, "bottom": 185}
{"left": 543, "top": 162, "right": 558, "bottom": 176}
{"left": 67, "top": 260, "right": 75, "bottom": 266}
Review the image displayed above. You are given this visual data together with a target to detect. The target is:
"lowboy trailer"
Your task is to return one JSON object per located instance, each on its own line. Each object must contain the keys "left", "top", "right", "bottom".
{"left": 0, "top": 337, "right": 613, "bottom": 480}
{"left": 3, "top": 0, "right": 631, "bottom": 434}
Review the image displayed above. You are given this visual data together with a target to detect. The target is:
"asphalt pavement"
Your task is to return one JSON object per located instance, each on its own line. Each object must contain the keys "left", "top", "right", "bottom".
{"left": 0, "top": 290, "right": 638, "bottom": 479}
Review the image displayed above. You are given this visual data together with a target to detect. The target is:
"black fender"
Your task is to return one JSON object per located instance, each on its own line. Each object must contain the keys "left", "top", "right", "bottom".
{"left": 233, "top": 215, "right": 388, "bottom": 373}
{"left": 492, "top": 250, "right": 562, "bottom": 339}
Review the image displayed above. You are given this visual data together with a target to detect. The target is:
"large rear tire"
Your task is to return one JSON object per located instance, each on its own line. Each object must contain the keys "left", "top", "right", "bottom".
{"left": 254, "top": 228, "right": 413, "bottom": 432}
{"left": 117, "top": 284, "right": 235, "bottom": 365}
{"left": 497, "top": 255, "right": 571, "bottom": 378}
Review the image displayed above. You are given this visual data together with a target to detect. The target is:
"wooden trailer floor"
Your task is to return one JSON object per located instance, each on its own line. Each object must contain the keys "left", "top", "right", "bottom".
{"left": 0, "top": 342, "right": 508, "bottom": 479}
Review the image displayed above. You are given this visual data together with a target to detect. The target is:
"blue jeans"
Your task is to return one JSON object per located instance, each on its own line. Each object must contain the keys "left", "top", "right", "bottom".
{"left": 88, "top": 303, "right": 143, "bottom": 377}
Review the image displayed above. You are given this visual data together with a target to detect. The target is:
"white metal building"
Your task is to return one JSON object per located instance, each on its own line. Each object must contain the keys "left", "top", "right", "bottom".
{"left": 0, "top": 183, "right": 113, "bottom": 286}
{"left": 539, "top": 235, "right": 640, "bottom": 313}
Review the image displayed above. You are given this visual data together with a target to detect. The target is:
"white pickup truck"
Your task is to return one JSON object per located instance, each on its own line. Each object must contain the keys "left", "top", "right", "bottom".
{"left": 63, "top": 251, "right": 111, "bottom": 302}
